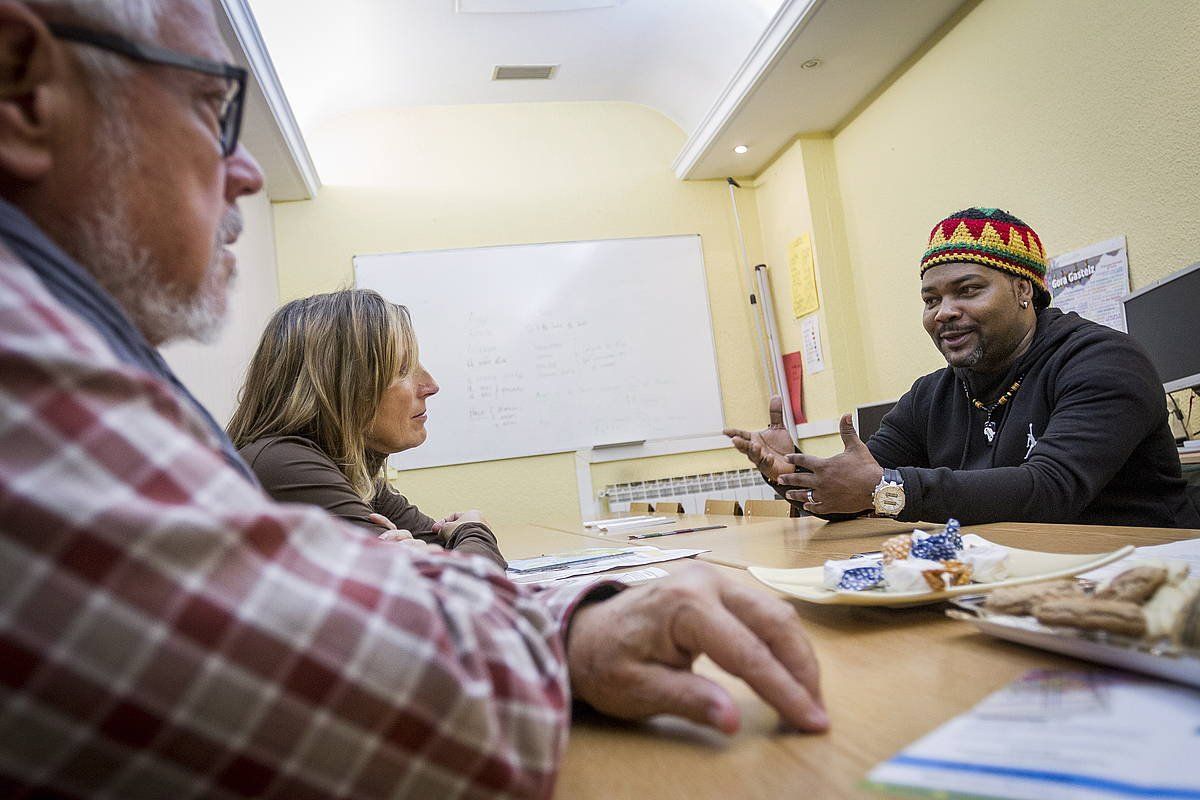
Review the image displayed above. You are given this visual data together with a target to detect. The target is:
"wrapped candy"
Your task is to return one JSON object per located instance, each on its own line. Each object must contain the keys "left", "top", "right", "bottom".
{"left": 823, "top": 557, "right": 881, "bottom": 590}
{"left": 883, "top": 557, "right": 947, "bottom": 592}
{"left": 837, "top": 566, "right": 885, "bottom": 592}
{"left": 921, "top": 559, "right": 973, "bottom": 590}
{"left": 880, "top": 534, "right": 913, "bottom": 564}
{"left": 958, "top": 534, "right": 1011, "bottom": 583}
{"left": 910, "top": 531, "right": 959, "bottom": 561}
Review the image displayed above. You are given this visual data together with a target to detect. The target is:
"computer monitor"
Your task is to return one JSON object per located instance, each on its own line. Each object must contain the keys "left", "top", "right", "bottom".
{"left": 1122, "top": 261, "right": 1200, "bottom": 392}
{"left": 855, "top": 399, "right": 898, "bottom": 442}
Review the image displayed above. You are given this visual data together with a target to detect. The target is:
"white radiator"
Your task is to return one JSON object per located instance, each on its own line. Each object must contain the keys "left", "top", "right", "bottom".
{"left": 600, "top": 468, "right": 777, "bottom": 514}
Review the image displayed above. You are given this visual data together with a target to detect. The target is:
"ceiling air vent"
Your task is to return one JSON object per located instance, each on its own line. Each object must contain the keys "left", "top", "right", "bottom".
{"left": 492, "top": 64, "right": 558, "bottom": 80}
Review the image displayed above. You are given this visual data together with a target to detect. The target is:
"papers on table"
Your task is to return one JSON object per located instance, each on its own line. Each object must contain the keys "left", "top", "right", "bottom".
{"left": 549, "top": 567, "right": 670, "bottom": 590}
{"left": 588, "top": 516, "right": 677, "bottom": 533}
{"left": 867, "top": 669, "right": 1200, "bottom": 800}
{"left": 1080, "top": 537, "right": 1200, "bottom": 583}
{"left": 506, "top": 547, "right": 707, "bottom": 584}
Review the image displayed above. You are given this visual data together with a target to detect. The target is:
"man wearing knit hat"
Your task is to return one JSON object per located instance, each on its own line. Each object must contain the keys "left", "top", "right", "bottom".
{"left": 726, "top": 207, "right": 1198, "bottom": 527}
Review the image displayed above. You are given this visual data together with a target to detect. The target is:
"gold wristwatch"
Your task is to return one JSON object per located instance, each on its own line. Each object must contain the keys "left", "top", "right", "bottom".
{"left": 872, "top": 469, "right": 905, "bottom": 517}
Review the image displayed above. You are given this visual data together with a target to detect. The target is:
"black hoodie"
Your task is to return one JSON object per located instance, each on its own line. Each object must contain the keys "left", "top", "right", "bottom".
{"left": 866, "top": 308, "right": 1198, "bottom": 527}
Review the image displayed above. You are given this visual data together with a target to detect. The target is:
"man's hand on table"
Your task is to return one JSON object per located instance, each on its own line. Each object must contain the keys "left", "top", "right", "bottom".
{"left": 779, "top": 413, "right": 883, "bottom": 514}
{"left": 566, "top": 563, "right": 828, "bottom": 735}
{"left": 723, "top": 395, "right": 795, "bottom": 482}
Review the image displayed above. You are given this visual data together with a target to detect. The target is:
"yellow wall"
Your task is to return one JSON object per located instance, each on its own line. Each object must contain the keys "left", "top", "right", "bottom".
{"left": 272, "top": 102, "right": 768, "bottom": 521}
{"left": 270, "top": 0, "right": 1200, "bottom": 518}
{"left": 755, "top": 0, "right": 1200, "bottom": 426}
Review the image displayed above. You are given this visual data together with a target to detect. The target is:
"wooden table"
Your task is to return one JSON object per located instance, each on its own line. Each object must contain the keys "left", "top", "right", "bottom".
{"left": 515, "top": 514, "right": 1200, "bottom": 799}
{"left": 532, "top": 513, "right": 1188, "bottom": 570}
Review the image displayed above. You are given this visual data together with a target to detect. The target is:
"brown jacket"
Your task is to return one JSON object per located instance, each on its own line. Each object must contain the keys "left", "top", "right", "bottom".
{"left": 238, "top": 436, "right": 506, "bottom": 568}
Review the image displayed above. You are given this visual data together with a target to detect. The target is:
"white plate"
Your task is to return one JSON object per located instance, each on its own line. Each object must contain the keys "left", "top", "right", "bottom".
{"left": 748, "top": 542, "right": 1134, "bottom": 607}
{"left": 949, "top": 597, "right": 1200, "bottom": 690}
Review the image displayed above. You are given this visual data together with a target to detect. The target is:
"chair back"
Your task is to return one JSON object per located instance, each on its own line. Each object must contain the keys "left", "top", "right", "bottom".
{"left": 743, "top": 499, "right": 792, "bottom": 518}
{"left": 703, "top": 499, "right": 743, "bottom": 516}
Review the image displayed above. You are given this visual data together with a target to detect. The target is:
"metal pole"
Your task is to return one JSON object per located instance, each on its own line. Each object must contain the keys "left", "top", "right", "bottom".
{"left": 754, "top": 264, "right": 797, "bottom": 437}
{"left": 726, "top": 178, "right": 797, "bottom": 441}
{"left": 726, "top": 179, "right": 777, "bottom": 397}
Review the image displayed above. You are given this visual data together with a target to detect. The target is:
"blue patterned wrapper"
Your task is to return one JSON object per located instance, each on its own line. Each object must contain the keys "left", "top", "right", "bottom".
{"left": 944, "top": 518, "right": 962, "bottom": 548}
{"left": 911, "top": 533, "right": 957, "bottom": 561}
{"left": 837, "top": 566, "right": 884, "bottom": 591}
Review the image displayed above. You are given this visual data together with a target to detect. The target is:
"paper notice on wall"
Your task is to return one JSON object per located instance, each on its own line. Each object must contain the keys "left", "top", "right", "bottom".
{"left": 801, "top": 315, "right": 825, "bottom": 374}
{"left": 1047, "top": 236, "right": 1129, "bottom": 332}
{"left": 788, "top": 233, "right": 819, "bottom": 319}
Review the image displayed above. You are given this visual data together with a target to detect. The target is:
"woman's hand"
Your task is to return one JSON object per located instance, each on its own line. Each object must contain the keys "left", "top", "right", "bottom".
{"left": 432, "top": 510, "right": 487, "bottom": 542}
{"left": 370, "top": 513, "right": 437, "bottom": 552}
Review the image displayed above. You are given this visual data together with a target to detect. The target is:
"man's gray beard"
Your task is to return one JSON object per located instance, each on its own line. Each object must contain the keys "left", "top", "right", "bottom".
{"left": 81, "top": 206, "right": 240, "bottom": 346}
{"left": 75, "top": 125, "right": 240, "bottom": 346}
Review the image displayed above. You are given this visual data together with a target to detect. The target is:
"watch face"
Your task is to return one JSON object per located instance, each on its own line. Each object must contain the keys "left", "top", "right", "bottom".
{"left": 874, "top": 485, "right": 905, "bottom": 515}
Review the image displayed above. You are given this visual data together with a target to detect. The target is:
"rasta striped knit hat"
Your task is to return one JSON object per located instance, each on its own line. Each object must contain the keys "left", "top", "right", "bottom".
{"left": 920, "top": 208, "right": 1051, "bottom": 308}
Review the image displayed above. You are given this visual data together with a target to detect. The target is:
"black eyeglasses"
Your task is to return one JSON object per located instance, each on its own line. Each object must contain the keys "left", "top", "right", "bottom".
{"left": 47, "top": 23, "right": 247, "bottom": 158}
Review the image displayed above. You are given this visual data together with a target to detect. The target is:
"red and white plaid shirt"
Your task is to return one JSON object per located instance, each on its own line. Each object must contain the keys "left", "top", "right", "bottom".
{"left": 0, "top": 246, "right": 605, "bottom": 799}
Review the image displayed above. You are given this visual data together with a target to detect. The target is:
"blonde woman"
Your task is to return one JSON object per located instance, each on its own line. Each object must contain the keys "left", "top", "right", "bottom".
{"left": 228, "top": 290, "right": 504, "bottom": 567}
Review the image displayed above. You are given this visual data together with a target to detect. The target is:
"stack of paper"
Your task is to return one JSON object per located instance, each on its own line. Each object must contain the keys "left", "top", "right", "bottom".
{"left": 868, "top": 669, "right": 1200, "bottom": 800}
{"left": 506, "top": 546, "right": 707, "bottom": 584}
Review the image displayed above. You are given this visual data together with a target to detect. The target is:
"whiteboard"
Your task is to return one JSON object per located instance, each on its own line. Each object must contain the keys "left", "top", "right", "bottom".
{"left": 354, "top": 235, "right": 724, "bottom": 470}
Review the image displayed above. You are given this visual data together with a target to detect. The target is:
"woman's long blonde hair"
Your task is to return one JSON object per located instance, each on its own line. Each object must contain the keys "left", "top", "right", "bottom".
{"left": 228, "top": 289, "right": 418, "bottom": 499}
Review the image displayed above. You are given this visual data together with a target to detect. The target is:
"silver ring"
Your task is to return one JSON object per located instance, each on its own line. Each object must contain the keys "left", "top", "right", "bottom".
{"left": 805, "top": 489, "right": 816, "bottom": 504}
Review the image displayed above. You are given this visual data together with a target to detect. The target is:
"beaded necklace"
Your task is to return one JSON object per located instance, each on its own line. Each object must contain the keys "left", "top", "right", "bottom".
{"left": 962, "top": 375, "right": 1023, "bottom": 445}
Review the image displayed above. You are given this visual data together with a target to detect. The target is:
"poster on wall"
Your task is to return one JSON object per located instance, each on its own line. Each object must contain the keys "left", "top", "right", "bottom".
{"left": 800, "top": 315, "right": 825, "bottom": 374}
{"left": 1047, "top": 235, "right": 1129, "bottom": 332}
{"left": 788, "top": 233, "right": 819, "bottom": 318}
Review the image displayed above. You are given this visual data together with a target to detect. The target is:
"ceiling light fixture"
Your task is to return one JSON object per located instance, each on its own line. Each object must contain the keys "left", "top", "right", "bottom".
{"left": 734, "top": 145, "right": 749, "bottom": 154}
{"left": 800, "top": 58, "right": 822, "bottom": 69}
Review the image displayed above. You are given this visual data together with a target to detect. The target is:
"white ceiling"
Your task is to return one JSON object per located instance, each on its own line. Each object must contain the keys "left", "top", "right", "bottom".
{"left": 245, "top": 0, "right": 786, "bottom": 141}
{"left": 235, "top": 0, "right": 968, "bottom": 187}
{"left": 677, "top": 0, "right": 967, "bottom": 179}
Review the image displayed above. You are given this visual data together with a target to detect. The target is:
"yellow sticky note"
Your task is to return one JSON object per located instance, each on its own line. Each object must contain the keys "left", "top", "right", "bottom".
{"left": 788, "top": 233, "right": 818, "bottom": 318}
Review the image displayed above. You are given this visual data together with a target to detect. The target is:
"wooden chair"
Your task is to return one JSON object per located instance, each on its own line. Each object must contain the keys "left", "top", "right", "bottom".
{"left": 627, "top": 502, "right": 654, "bottom": 513}
{"left": 654, "top": 501, "right": 684, "bottom": 514}
{"left": 743, "top": 499, "right": 792, "bottom": 518}
{"left": 703, "top": 499, "right": 743, "bottom": 516}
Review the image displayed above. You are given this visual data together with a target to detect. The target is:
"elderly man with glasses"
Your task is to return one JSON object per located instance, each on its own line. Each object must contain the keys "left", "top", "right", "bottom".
{"left": 0, "top": 2, "right": 826, "bottom": 797}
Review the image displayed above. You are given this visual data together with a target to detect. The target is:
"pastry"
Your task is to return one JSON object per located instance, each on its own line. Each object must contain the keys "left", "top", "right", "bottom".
{"left": 1142, "top": 577, "right": 1200, "bottom": 640}
{"left": 1095, "top": 565, "right": 1167, "bottom": 604}
{"left": 1033, "top": 597, "right": 1147, "bottom": 638}
{"left": 1179, "top": 589, "right": 1200, "bottom": 648}
{"left": 984, "top": 579, "right": 1083, "bottom": 615}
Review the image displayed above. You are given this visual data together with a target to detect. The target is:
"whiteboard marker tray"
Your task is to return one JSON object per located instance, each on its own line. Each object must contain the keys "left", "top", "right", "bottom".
{"left": 949, "top": 596, "right": 1200, "bottom": 690}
